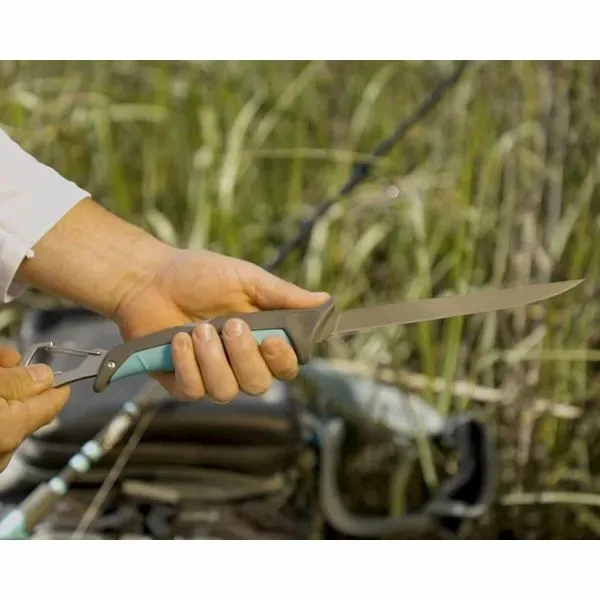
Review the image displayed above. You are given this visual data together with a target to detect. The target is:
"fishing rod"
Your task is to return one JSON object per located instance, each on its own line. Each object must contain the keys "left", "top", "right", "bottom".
{"left": 264, "top": 60, "right": 469, "bottom": 271}
{"left": 0, "top": 61, "right": 470, "bottom": 540}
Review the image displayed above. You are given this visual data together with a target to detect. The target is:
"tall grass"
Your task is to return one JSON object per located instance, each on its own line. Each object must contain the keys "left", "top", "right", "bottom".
{"left": 1, "top": 60, "right": 599, "bottom": 538}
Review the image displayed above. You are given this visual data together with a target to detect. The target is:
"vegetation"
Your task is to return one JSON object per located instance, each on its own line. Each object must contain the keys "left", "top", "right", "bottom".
{"left": 1, "top": 60, "right": 599, "bottom": 538}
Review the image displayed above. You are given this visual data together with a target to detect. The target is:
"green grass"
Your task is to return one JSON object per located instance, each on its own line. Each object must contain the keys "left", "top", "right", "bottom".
{"left": 1, "top": 60, "right": 599, "bottom": 538}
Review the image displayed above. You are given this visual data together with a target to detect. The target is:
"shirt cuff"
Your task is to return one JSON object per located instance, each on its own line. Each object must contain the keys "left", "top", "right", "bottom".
{"left": 0, "top": 183, "right": 88, "bottom": 303}
{"left": 0, "top": 233, "right": 32, "bottom": 303}
{"left": 0, "top": 129, "right": 90, "bottom": 302}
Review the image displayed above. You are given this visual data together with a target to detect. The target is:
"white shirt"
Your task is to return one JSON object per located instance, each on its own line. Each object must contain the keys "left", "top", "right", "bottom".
{"left": 0, "top": 128, "right": 89, "bottom": 303}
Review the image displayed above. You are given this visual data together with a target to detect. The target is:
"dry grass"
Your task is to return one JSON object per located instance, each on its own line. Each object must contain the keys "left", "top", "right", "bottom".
{"left": 1, "top": 60, "right": 599, "bottom": 537}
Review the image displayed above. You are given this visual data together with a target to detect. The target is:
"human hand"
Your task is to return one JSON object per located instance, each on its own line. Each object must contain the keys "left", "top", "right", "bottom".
{"left": 0, "top": 346, "right": 70, "bottom": 473}
{"left": 114, "top": 248, "right": 329, "bottom": 403}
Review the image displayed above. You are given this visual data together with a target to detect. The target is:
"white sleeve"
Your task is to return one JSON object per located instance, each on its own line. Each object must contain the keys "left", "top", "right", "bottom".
{"left": 0, "top": 128, "right": 90, "bottom": 303}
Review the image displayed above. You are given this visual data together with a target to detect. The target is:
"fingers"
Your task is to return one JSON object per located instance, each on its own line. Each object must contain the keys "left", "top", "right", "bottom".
{"left": 171, "top": 332, "right": 206, "bottom": 401}
{"left": 170, "top": 325, "right": 239, "bottom": 403}
{"left": 170, "top": 319, "right": 300, "bottom": 403}
{"left": 0, "top": 358, "right": 61, "bottom": 470}
{"left": 0, "top": 386, "right": 70, "bottom": 459}
{"left": 221, "top": 319, "right": 273, "bottom": 395}
{"left": 191, "top": 324, "right": 239, "bottom": 403}
{"left": 0, "top": 363, "right": 55, "bottom": 400}
{"left": 259, "top": 336, "right": 300, "bottom": 381}
{"left": 0, "top": 346, "right": 20, "bottom": 368}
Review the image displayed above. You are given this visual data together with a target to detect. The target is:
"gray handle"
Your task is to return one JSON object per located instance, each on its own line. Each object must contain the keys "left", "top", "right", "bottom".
{"left": 93, "top": 298, "right": 338, "bottom": 392}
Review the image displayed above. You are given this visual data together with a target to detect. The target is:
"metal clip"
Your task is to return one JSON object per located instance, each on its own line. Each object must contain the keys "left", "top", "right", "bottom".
{"left": 20, "top": 342, "right": 106, "bottom": 387}
{"left": 20, "top": 342, "right": 103, "bottom": 365}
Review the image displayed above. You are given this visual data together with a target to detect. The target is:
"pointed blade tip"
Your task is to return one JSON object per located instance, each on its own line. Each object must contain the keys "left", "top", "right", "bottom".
{"left": 504, "top": 279, "right": 583, "bottom": 303}
{"left": 550, "top": 279, "right": 584, "bottom": 293}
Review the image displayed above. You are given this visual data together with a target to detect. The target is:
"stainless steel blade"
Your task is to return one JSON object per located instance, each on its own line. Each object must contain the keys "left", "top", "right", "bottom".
{"left": 326, "top": 279, "right": 583, "bottom": 338}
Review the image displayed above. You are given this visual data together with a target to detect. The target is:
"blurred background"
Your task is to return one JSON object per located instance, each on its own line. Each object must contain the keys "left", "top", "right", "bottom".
{"left": 0, "top": 60, "right": 599, "bottom": 539}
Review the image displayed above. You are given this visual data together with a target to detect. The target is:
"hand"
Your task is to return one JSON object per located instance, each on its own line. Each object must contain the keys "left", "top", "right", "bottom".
{"left": 0, "top": 346, "right": 70, "bottom": 473}
{"left": 114, "top": 249, "right": 330, "bottom": 403}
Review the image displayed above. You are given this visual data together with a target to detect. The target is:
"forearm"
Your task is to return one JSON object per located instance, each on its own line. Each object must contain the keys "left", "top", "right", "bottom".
{"left": 15, "top": 198, "right": 173, "bottom": 319}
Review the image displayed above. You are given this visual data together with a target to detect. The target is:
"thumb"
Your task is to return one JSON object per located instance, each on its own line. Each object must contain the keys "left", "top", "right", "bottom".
{"left": 248, "top": 270, "right": 330, "bottom": 310}
{"left": 0, "top": 364, "right": 55, "bottom": 400}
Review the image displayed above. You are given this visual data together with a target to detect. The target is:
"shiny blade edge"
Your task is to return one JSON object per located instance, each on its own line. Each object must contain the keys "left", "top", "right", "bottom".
{"left": 328, "top": 279, "right": 583, "bottom": 338}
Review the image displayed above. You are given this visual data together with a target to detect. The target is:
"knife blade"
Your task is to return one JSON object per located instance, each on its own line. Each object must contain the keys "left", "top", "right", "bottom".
{"left": 321, "top": 279, "right": 581, "bottom": 339}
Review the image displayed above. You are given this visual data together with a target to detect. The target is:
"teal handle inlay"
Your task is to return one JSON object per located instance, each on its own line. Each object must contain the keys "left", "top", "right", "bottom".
{"left": 111, "top": 344, "right": 174, "bottom": 381}
{"left": 111, "top": 328, "right": 291, "bottom": 382}
{"left": 251, "top": 328, "right": 291, "bottom": 345}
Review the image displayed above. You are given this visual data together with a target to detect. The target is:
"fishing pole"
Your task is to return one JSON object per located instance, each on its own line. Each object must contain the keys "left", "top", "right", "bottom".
{"left": 0, "top": 61, "right": 470, "bottom": 540}
{"left": 264, "top": 60, "right": 469, "bottom": 271}
{"left": 0, "top": 381, "right": 163, "bottom": 539}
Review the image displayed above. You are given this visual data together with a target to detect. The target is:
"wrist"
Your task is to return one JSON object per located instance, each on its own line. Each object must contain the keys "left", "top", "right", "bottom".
{"left": 109, "top": 232, "right": 180, "bottom": 323}
{"left": 16, "top": 198, "right": 181, "bottom": 322}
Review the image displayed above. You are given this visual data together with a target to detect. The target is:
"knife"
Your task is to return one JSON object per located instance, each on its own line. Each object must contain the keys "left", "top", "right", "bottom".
{"left": 19, "top": 279, "right": 582, "bottom": 392}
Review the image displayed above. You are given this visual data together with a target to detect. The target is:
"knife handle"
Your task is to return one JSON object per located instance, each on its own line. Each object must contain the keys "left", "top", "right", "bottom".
{"left": 93, "top": 297, "right": 338, "bottom": 392}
